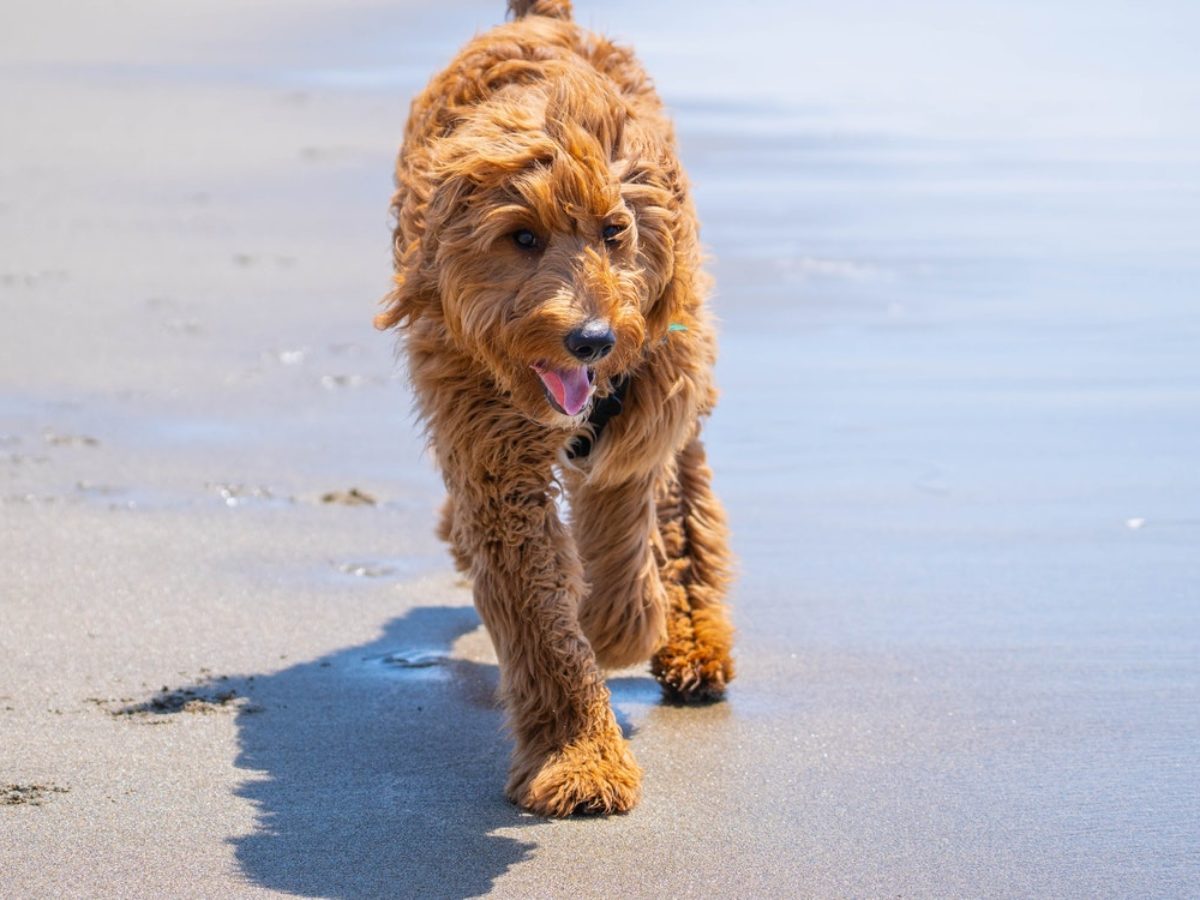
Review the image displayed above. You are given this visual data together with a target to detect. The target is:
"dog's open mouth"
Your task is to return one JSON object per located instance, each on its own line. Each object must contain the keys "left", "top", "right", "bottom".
{"left": 531, "top": 362, "right": 594, "bottom": 416}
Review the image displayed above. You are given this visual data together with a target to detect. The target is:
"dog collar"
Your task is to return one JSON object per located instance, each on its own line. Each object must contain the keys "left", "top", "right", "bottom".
{"left": 566, "top": 375, "right": 629, "bottom": 460}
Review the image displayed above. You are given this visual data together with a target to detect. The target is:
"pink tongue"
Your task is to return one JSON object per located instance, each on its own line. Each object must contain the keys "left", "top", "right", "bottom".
{"left": 536, "top": 365, "right": 591, "bottom": 416}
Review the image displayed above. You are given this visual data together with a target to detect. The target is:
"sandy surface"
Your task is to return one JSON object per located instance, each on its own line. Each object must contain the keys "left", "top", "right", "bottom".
{"left": 2, "top": 1, "right": 1199, "bottom": 897}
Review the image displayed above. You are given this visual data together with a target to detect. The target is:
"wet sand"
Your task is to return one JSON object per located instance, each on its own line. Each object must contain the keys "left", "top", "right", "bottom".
{"left": 3, "top": 1, "right": 1199, "bottom": 897}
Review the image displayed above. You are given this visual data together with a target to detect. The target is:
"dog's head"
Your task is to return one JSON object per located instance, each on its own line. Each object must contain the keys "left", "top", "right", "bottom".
{"left": 379, "top": 66, "right": 690, "bottom": 425}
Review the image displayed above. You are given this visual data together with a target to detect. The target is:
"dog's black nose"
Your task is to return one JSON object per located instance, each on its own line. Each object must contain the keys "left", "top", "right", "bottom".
{"left": 565, "top": 320, "right": 615, "bottom": 362}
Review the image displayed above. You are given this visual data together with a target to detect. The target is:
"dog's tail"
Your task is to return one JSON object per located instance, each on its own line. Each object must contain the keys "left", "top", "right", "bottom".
{"left": 508, "top": 0, "right": 573, "bottom": 21}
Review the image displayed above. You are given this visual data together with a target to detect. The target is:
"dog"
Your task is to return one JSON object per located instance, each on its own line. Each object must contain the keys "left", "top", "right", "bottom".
{"left": 376, "top": 0, "right": 735, "bottom": 816}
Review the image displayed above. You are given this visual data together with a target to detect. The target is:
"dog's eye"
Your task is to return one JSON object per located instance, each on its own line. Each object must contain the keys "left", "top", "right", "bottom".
{"left": 602, "top": 224, "right": 623, "bottom": 244}
{"left": 513, "top": 229, "right": 540, "bottom": 250}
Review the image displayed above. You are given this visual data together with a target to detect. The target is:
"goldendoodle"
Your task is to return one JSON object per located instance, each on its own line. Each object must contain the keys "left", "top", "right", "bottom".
{"left": 377, "top": 0, "right": 735, "bottom": 816}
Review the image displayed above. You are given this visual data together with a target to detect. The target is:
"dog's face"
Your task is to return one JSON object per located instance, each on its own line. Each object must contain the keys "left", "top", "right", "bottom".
{"left": 390, "top": 79, "right": 681, "bottom": 425}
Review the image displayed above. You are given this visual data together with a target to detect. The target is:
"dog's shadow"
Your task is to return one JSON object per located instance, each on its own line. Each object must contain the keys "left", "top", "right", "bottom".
{"left": 144, "top": 606, "right": 547, "bottom": 899}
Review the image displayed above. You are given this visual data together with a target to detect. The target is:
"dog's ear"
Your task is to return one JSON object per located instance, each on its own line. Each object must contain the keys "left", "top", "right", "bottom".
{"left": 376, "top": 179, "right": 431, "bottom": 330}
{"left": 375, "top": 170, "right": 473, "bottom": 330}
{"left": 375, "top": 240, "right": 429, "bottom": 330}
{"left": 620, "top": 151, "right": 703, "bottom": 340}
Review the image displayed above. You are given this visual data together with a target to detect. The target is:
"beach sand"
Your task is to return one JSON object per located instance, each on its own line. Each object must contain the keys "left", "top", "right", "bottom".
{"left": 2, "top": 1, "right": 1198, "bottom": 896}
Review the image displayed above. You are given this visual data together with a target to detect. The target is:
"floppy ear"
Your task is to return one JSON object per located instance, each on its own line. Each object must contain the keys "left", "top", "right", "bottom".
{"left": 376, "top": 176, "right": 429, "bottom": 330}
{"left": 375, "top": 168, "right": 473, "bottom": 330}
{"left": 620, "top": 150, "right": 703, "bottom": 340}
{"left": 375, "top": 243, "right": 428, "bottom": 331}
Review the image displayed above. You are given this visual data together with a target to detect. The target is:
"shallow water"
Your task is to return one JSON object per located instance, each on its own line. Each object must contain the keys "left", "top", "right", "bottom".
{"left": 672, "top": 5, "right": 1200, "bottom": 891}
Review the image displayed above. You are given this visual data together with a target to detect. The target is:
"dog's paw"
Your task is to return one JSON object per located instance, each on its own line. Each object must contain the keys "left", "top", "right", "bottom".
{"left": 653, "top": 603, "right": 735, "bottom": 704}
{"left": 507, "top": 736, "right": 642, "bottom": 817}
{"left": 651, "top": 645, "right": 734, "bottom": 704}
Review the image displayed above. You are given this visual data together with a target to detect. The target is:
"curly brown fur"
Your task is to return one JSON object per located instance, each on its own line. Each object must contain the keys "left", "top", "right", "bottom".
{"left": 377, "top": 0, "right": 735, "bottom": 816}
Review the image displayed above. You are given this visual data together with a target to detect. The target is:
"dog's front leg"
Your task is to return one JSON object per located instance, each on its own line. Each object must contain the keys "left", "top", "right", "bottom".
{"left": 446, "top": 470, "right": 642, "bottom": 816}
{"left": 568, "top": 471, "right": 669, "bottom": 670}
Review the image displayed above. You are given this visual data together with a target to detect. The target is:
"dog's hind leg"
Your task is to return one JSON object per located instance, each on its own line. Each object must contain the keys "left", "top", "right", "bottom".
{"left": 649, "top": 433, "right": 735, "bottom": 702}
{"left": 442, "top": 448, "right": 641, "bottom": 816}
{"left": 568, "top": 473, "right": 668, "bottom": 670}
